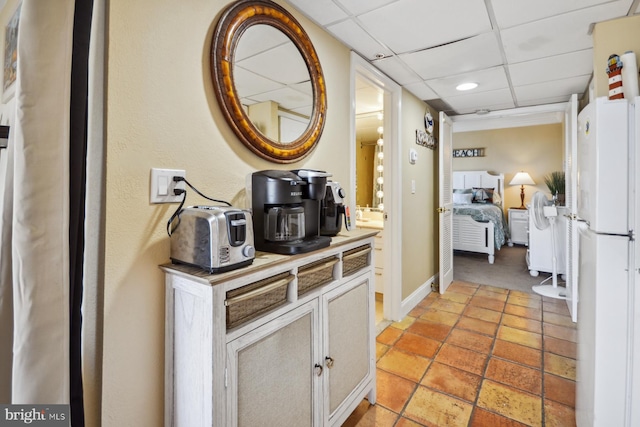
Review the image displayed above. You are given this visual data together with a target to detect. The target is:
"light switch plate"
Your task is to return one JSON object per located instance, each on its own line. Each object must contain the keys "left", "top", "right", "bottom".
{"left": 150, "top": 168, "right": 186, "bottom": 203}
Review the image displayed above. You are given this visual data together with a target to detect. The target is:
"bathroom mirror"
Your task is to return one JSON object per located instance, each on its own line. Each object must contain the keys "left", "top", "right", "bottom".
{"left": 211, "top": 0, "right": 327, "bottom": 163}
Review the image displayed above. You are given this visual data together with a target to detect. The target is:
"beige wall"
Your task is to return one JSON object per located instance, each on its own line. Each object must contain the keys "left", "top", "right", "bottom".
{"left": 453, "top": 124, "right": 564, "bottom": 212}
{"left": 593, "top": 15, "right": 640, "bottom": 99}
{"left": 102, "top": 0, "right": 351, "bottom": 424}
{"left": 401, "top": 98, "right": 438, "bottom": 300}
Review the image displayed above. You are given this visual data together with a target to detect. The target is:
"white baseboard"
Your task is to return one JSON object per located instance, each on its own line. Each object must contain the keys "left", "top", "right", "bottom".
{"left": 399, "top": 274, "right": 437, "bottom": 320}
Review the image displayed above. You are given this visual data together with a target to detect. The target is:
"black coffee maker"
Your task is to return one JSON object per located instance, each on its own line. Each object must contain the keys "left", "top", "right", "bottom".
{"left": 251, "top": 170, "right": 331, "bottom": 255}
{"left": 320, "top": 181, "right": 348, "bottom": 236}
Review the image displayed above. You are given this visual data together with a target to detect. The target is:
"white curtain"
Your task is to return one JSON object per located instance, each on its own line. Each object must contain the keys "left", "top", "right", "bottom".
{"left": 0, "top": 0, "right": 76, "bottom": 404}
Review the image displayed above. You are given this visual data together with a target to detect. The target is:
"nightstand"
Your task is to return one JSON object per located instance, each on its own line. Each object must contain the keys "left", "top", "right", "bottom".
{"left": 508, "top": 208, "right": 529, "bottom": 246}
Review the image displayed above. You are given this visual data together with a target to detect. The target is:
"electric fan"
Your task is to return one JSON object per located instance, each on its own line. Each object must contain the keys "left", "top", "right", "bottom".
{"left": 530, "top": 191, "right": 566, "bottom": 299}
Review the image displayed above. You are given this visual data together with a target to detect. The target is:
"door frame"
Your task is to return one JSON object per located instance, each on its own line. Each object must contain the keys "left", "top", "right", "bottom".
{"left": 350, "top": 53, "right": 402, "bottom": 322}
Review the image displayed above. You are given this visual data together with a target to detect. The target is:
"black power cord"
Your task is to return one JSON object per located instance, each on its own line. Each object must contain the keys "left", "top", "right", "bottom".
{"left": 166, "top": 177, "right": 232, "bottom": 237}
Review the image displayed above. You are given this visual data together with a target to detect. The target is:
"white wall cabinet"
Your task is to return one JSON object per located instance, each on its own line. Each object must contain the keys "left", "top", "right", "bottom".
{"left": 162, "top": 231, "right": 377, "bottom": 427}
{"left": 527, "top": 206, "right": 568, "bottom": 276}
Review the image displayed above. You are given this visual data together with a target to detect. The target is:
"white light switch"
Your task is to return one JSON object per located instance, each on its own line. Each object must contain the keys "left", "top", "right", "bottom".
{"left": 150, "top": 168, "right": 186, "bottom": 203}
{"left": 411, "top": 179, "right": 416, "bottom": 194}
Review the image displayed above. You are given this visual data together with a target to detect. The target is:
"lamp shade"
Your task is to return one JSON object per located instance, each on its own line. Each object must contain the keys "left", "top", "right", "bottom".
{"left": 509, "top": 171, "right": 535, "bottom": 186}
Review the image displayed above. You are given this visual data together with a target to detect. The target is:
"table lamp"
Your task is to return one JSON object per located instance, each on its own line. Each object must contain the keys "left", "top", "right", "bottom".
{"left": 509, "top": 171, "right": 535, "bottom": 209}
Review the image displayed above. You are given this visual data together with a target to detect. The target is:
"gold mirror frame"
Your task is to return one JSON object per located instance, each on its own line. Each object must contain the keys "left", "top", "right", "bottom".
{"left": 211, "top": 0, "right": 327, "bottom": 163}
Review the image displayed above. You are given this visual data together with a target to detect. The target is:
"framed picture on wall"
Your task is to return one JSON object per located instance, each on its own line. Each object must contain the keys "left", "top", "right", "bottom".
{"left": 2, "top": 3, "right": 21, "bottom": 103}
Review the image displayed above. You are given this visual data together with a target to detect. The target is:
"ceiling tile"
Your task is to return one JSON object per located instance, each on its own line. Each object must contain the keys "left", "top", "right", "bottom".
{"left": 251, "top": 87, "right": 313, "bottom": 111}
{"left": 236, "top": 42, "right": 309, "bottom": 85}
{"left": 335, "top": 0, "right": 396, "bottom": 16}
{"left": 356, "top": 0, "right": 491, "bottom": 54}
{"left": 501, "top": 2, "right": 631, "bottom": 63}
{"left": 403, "top": 82, "right": 439, "bottom": 101}
{"left": 509, "top": 49, "right": 593, "bottom": 87}
{"left": 235, "top": 67, "right": 284, "bottom": 99}
{"left": 372, "top": 56, "right": 422, "bottom": 85}
{"left": 286, "top": 0, "right": 348, "bottom": 26}
{"left": 491, "top": 0, "right": 622, "bottom": 29}
{"left": 326, "top": 19, "right": 394, "bottom": 60}
{"left": 445, "top": 88, "right": 515, "bottom": 114}
{"left": 426, "top": 66, "right": 509, "bottom": 98}
{"left": 514, "top": 75, "right": 592, "bottom": 103}
{"left": 399, "top": 32, "right": 503, "bottom": 80}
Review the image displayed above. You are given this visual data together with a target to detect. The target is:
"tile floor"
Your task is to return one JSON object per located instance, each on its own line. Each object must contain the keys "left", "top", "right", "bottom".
{"left": 343, "top": 281, "right": 577, "bottom": 427}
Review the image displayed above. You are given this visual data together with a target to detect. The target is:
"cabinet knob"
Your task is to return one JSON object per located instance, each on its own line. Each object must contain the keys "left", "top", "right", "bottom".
{"left": 325, "top": 356, "right": 334, "bottom": 369}
{"left": 314, "top": 364, "right": 323, "bottom": 376}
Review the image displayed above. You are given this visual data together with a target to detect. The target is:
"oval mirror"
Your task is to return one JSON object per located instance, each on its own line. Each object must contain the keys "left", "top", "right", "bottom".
{"left": 211, "top": 0, "right": 327, "bottom": 163}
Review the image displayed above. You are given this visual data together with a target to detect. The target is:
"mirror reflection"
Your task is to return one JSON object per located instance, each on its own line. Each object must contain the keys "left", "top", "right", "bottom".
{"left": 234, "top": 25, "right": 313, "bottom": 144}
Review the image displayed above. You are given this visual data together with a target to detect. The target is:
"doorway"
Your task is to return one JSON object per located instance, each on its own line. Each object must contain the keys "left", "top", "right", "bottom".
{"left": 350, "top": 53, "right": 402, "bottom": 327}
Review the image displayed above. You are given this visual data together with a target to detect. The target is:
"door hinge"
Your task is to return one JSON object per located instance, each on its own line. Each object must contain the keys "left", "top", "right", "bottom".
{"left": 431, "top": 282, "right": 439, "bottom": 292}
{"left": 224, "top": 367, "right": 228, "bottom": 388}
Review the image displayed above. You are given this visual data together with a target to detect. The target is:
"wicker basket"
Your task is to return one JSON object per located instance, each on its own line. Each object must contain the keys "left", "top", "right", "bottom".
{"left": 297, "top": 257, "right": 338, "bottom": 296}
{"left": 225, "top": 272, "right": 293, "bottom": 329}
{"left": 342, "top": 244, "right": 372, "bottom": 277}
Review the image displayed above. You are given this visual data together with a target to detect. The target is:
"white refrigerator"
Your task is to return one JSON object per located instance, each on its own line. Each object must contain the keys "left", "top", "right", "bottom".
{"left": 576, "top": 96, "right": 640, "bottom": 427}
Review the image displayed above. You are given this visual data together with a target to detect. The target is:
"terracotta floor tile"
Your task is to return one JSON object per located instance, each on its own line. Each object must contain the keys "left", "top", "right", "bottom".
{"left": 404, "top": 386, "right": 473, "bottom": 427}
{"left": 543, "top": 311, "right": 575, "bottom": 329}
{"left": 418, "top": 293, "right": 438, "bottom": 308}
{"left": 375, "top": 369, "right": 417, "bottom": 413}
{"left": 408, "top": 305, "right": 427, "bottom": 318}
{"left": 446, "top": 328, "right": 494, "bottom": 354}
{"left": 407, "top": 319, "right": 452, "bottom": 341}
{"left": 392, "top": 316, "right": 416, "bottom": 331}
{"left": 448, "top": 281, "right": 478, "bottom": 295}
{"left": 463, "top": 305, "right": 502, "bottom": 323}
{"left": 543, "top": 323, "right": 577, "bottom": 343}
{"left": 441, "top": 291, "right": 472, "bottom": 304}
{"left": 504, "top": 303, "right": 542, "bottom": 321}
{"left": 543, "top": 300, "right": 571, "bottom": 316}
{"left": 435, "top": 343, "right": 488, "bottom": 376}
{"left": 477, "top": 380, "right": 542, "bottom": 427}
{"left": 480, "top": 284, "right": 510, "bottom": 295}
{"left": 394, "top": 332, "right": 441, "bottom": 359}
{"left": 544, "top": 399, "right": 576, "bottom": 427}
{"left": 376, "top": 326, "right": 403, "bottom": 346}
{"left": 509, "top": 290, "right": 537, "bottom": 299}
{"left": 501, "top": 313, "right": 542, "bottom": 334}
{"left": 544, "top": 352, "right": 576, "bottom": 381}
{"left": 420, "top": 308, "right": 461, "bottom": 326}
{"left": 341, "top": 399, "right": 399, "bottom": 427}
{"left": 544, "top": 373, "right": 576, "bottom": 408}
{"left": 544, "top": 336, "right": 577, "bottom": 359}
{"left": 456, "top": 315, "right": 499, "bottom": 336}
{"left": 469, "top": 295, "right": 506, "bottom": 312}
{"left": 492, "top": 339, "right": 542, "bottom": 369}
{"left": 421, "top": 362, "right": 482, "bottom": 402}
{"left": 377, "top": 347, "right": 431, "bottom": 383}
{"left": 395, "top": 417, "right": 425, "bottom": 427}
{"left": 375, "top": 342, "right": 389, "bottom": 361}
{"left": 469, "top": 408, "right": 530, "bottom": 427}
{"left": 475, "top": 288, "right": 508, "bottom": 301}
{"left": 485, "top": 358, "right": 542, "bottom": 395}
{"left": 497, "top": 325, "right": 542, "bottom": 349}
{"left": 506, "top": 295, "right": 542, "bottom": 309}
{"left": 430, "top": 298, "right": 467, "bottom": 315}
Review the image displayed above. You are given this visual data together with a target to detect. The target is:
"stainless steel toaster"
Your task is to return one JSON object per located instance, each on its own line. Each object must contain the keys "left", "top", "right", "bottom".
{"left": 170, "top": 206, "right": 255, "bottom": 273}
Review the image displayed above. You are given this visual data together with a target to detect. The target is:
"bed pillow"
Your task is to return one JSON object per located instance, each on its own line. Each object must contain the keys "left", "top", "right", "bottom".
{"left": 492, "top": 191, "right": 502, "bottom": 206}
{"left": 453, "top": 188, "right": 472, "bottom": 194}
{"left": 453, "top": 193, "right": 473, "bottom": 204}
{"left": 472, "top": 187, "right": 495, "bottom": 204}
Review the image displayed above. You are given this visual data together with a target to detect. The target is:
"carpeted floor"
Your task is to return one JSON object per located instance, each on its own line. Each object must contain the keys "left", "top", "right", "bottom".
{"left": 453, "top": 245, "right": 566, "bottom": 294}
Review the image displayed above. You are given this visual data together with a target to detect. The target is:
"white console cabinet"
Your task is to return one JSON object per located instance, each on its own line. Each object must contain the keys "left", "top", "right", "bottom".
{"left": 527, "top": 206, "right": 568, "bottom": 277}
{"left": 162, "top": 230, "right": 377, "bottom": 426}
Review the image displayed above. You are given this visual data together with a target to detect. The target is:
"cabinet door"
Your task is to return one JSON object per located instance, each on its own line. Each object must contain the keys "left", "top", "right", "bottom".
{"left": 227, "top": 301, "right": 320, "bottom": 427}
{"left": 323, "top": 274, "right": 372, "bottom": 419}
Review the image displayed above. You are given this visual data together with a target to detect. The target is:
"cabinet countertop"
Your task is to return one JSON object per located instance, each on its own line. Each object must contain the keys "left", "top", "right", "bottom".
{"left": 160, "top": 228, "right": 379, "bottom": 286}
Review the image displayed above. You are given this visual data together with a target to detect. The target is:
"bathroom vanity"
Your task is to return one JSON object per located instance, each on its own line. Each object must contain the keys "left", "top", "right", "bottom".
{"left": 161, "top": 229, "right": 377, "bottom": 426}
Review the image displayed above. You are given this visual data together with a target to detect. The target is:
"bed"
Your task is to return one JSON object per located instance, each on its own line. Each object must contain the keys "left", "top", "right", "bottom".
{"left": 452, "top": 171, "right": 509, "bottom": 264}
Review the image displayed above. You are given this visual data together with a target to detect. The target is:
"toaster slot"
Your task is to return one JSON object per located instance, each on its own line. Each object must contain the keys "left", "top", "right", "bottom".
{"left": 225, "top": 272, "right": 293, "bottom": 329}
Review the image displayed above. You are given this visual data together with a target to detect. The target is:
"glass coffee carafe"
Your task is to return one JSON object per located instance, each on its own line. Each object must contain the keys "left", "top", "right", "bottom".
{"left": 265, "top": 206, "right": 305, "bottom": 242}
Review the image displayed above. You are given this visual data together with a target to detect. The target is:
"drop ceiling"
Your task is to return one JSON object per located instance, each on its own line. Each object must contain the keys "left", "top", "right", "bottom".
{"left": 285, "top": 0, "right": 640, "bottom": 115}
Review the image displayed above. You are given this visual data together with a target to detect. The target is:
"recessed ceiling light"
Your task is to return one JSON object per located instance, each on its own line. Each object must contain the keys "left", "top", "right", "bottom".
{"left": 456, "top": 82, "right": 478, "bottom": 91}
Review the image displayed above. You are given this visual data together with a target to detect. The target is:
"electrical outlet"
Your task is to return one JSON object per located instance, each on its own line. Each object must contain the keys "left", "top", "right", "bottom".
{"left": 150, "top": 168, "right": 186, "bottom": 203}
